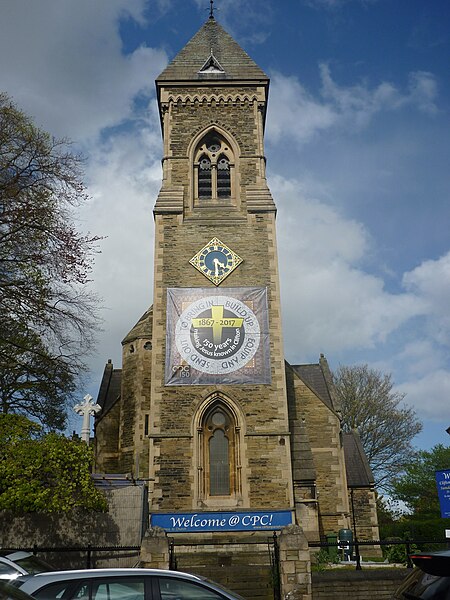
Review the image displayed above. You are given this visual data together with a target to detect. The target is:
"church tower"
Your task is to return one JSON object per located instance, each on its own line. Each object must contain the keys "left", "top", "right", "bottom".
{"left": 94, "top": 11, "right": 380, "bottom": 593}
{"left": 149, "top": 13, "right": 293, "bottom": 515}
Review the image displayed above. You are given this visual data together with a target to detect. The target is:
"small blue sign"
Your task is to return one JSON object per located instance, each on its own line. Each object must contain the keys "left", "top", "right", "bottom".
{"left": 435, "top": 469, "right": 450, "bottom": 518}
{"left": 151, "top": 509, "right": 293, "bottom": 532}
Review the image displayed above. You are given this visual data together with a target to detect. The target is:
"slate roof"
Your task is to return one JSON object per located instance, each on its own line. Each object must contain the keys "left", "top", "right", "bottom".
{"left": 95, "top": 360, "right": 122, "bottom": 419}
{"left": 291, "top": 354, "right": 340, "bottom": 413}
{"left": 122, "top": 306, "right": 153, "bottom": 344}
{"left": 285, "top": 363, "right": 317, "bottom": 482}
{"left": 157, "top": 17, "right": 268, "bottom": 83}
{"left": 342, "top": 431, "right": 375, "bottom": 488}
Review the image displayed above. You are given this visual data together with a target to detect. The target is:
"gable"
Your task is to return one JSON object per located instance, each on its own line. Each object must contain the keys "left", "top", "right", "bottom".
{"left": 291, "top": 363, "right": 334, "bottom": 412}
{"left": 96, "top": 360, "right": 122, "bottom": 421}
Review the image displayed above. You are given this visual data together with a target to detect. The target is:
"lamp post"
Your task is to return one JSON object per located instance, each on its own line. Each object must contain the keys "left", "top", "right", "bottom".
{"left": 350, "top": 487, "right": 362, "bottom": 570}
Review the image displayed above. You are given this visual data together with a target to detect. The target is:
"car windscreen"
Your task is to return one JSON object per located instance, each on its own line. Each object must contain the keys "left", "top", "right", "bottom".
{"left": 13, "top": 557, "right": 54, "bottom": 575}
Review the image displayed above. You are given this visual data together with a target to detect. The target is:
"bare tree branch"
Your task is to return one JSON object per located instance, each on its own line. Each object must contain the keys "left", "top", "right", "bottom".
{"left": 0, "top": 93, "right": 102, "bottom": 430}
{"left": 333, "top": 364, "right": 422, "bottom": 492}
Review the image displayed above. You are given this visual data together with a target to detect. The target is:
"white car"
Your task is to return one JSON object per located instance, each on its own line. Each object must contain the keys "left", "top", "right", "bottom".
{"left": 14, "top": 568, "right": 246, "bottom": 600}
{"left": 0, "top": 553, "right": 54, "bottom": 580}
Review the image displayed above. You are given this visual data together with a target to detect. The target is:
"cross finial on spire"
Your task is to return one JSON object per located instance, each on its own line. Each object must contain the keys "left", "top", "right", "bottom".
{"left": 209, "top": 0, "right": 215, "bottom": 19}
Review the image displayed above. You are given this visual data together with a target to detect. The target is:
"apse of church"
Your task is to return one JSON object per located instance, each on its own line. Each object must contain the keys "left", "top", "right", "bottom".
{"left": 94, "top": 14, "right": 379, "bottom": 546}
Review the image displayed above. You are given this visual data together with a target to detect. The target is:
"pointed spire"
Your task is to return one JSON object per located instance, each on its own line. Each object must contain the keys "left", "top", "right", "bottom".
{"left": 157, "top": 17, "right": 268, "bottom": 82}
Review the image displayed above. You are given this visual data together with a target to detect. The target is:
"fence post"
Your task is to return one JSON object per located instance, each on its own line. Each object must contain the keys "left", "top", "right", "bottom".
{"left": 87, "top": 544, "right": 92, "bottom": 569}
{"left": 269, "top": 532, "right": 281, "bottom": 600}
{"left": 278, "top": 525, "right": 312, "bottom": 600}
{"left": 139, "top": 527, "right": 170, "bottom": 569}
{"left": 405, "top": 541, "right": 413, "bottom": 569}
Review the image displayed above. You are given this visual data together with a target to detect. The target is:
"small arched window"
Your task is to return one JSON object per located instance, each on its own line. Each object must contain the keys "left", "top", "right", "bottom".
{"left": 193, "top": 132, "right": 234, "bottom": 204}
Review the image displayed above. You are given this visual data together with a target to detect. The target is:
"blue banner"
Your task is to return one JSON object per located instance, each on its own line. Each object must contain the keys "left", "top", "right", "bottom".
{"left": 436, "top": 470, "right": 450, "bottom": 518}
{"left": 151, "top": 510, "right": 293, "bottom": 532}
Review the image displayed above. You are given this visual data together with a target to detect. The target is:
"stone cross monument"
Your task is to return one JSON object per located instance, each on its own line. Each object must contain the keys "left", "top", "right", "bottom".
{"left": 74, "top": 394, "right": 101, "bottom": 443}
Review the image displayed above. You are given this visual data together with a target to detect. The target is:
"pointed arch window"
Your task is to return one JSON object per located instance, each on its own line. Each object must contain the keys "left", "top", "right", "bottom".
{"left": 210, "top": 429, "right": 230, "bottom": 495}
{"left": 196, "top": 399, "right": 242, "bottom": 503}
{"left": 207, "top": 409, "right": 231, "bottom": 495}
{"left": 193, "top": 132, "right": 234, "bottom": 205}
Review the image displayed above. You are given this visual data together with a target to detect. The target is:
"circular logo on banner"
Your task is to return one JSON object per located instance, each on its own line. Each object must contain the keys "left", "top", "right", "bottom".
{"left": 175, "top": 295, "right": 260, "bottom": 374}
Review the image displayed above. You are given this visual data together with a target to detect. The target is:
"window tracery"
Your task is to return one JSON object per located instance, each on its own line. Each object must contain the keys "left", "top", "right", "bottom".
{"left": 195, "top": 397, "right": 243, "bottom": 505}
{"left": 193, "top": 131, "right": 234, "bottom": 204}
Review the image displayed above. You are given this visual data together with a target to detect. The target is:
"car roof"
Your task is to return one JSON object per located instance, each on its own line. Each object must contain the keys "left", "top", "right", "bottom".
{"left": 0, "top": 557, "right": 27, "bottom": 577}
{"left": 17, "top": 568, "right": 205, "bottom": 585}
{"left": 409, "top": 549, "right": 450, "bottom": 576}
{"left": 14, "top": 568, "right": 245, "bottom": 600}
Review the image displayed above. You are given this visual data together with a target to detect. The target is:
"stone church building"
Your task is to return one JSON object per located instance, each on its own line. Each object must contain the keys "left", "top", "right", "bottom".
{"left": 94, "top": 12, "right": 379, "bottom": 596}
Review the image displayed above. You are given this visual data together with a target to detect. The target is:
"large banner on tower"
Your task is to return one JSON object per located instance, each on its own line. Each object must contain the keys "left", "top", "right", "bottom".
{"left": 165, "top": 287, "right": 271, "bottom": 385}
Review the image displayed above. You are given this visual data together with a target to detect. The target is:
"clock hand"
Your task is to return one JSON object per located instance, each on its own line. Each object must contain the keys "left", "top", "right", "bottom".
{"left": 213, "top": 257, "right": 226, "bottom": 277}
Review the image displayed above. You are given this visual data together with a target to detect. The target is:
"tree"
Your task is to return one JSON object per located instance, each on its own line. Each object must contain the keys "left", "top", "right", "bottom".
{"left": 391, "top": 444, "right": 450, "bottom": 516}
{"left": 0, "top": 413, "right": 107, "bottom": 513}
{"left": 0, "top": 93, "right": 100, "bottom": 429}
{"left": 333, "top": 364, "right": 422, "bottom": 491}
{"left": 0, "top": 321, "right": 74, "bottom": 430}
{"left": 389, "top": 445, "right": 450, "bottom": 541}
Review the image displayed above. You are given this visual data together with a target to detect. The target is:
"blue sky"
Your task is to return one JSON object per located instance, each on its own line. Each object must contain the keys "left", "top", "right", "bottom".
{"left": 1, "top": 0, "right": 449, "bottom": 450}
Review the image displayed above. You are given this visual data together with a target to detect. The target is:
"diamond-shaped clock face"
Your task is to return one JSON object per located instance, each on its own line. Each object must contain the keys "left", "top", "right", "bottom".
{"left": 189, "top": 237, "right": 243, "bottom": 286}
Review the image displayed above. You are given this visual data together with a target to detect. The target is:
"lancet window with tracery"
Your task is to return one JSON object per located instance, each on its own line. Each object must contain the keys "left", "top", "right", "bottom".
{"left": 193, "top": 132, "right": 234, "bottom": 204}
{"left": 195, "top": 398, "right": 243, "bottom": 504}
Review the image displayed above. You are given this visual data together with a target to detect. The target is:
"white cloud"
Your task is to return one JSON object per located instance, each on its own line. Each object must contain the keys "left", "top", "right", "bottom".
{"left": 394, "top": 340, "right": 445, "bottom": 380}
{"left": 267, "top": 66, "right": 439, "bottom": 146}
{"left": 0, "top": 0, "right": 167, "bottom": 140}
{"left": 273, "top": 174, "right": 450, "bottom": 428}
{"left": 303, "top": 0, "right": 385, "bottom": 9}
{"left": 403, "top": 251, "right": 450, "bottom": 346}
{"left": 397, "top": 370, "right": 450, "bottom": 422}
{"left": 319, "top": 63, "right": 404, "bottom": 127}
{"left": 273, "top": 175, "right": 425, "bottom": 360}
{"left": 267, "top": 72, "right": 337, "bottom": 144}
{"left": 77, "top": 105, "right": 164, "bottom": 391}
{"left": 407, "top": 71, "right": 439, "bottom": 115}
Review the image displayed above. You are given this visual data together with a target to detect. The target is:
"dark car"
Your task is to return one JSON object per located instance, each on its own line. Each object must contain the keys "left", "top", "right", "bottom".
{"left": 393, "top": 549, "right": 450, "bottom": 599}
{"left": 0, "top": 579, "right": 37, "bottom": 600}
{"left": 14, "top": 568, "right": 246, "bottom": 600}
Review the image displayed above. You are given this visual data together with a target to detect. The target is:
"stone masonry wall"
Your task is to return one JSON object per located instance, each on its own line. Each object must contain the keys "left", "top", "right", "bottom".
{"left": 120, "top": 336, "right": 152, "bottom": 477}
{"left": 148, "top": 80, "right": 293, "bottom": 514}
{"left": 95, "top": 401, "right": 121, "bottom": 473}
{"left": 312, "top": 569, "right": 409, "bottom": 600}
{"left": 291, "top": 376, "right": 350, "bottom": 537}
{"left": 149, "top": 212, "right": 293, "bottom": 513}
